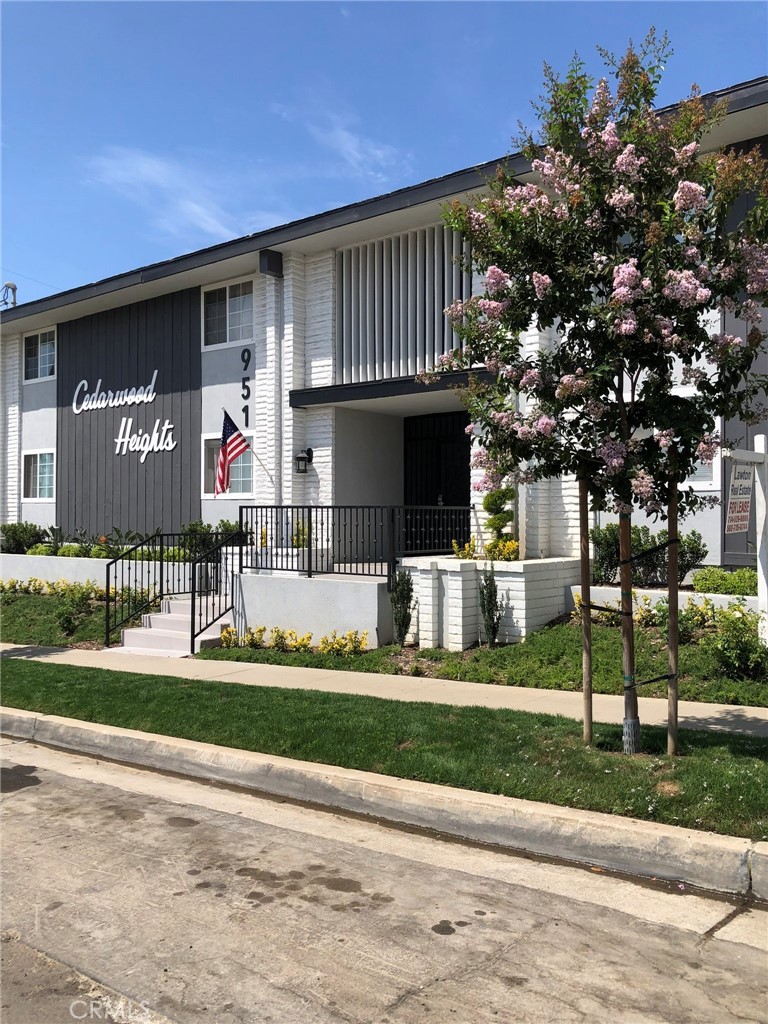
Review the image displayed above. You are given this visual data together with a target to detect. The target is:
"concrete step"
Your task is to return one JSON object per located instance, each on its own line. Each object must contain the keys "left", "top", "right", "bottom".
{"left": 109, "top": 646, "right": 190, "bottom": 659}
{"left": 122, "top": 628, "right": 191, "bottom": 653}
{"left": 142, "top": 613, "right": 191, "bottom": 630}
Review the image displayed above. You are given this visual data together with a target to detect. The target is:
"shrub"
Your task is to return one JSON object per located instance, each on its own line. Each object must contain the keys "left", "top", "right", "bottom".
{"left": 43, "top": 526, "right": 69, "bottom": 555}
{"left": 590, "top": 523, "right": 708, "bottom": 586}
{"left": 484, "top": 538, "right": 519, "bottom": 561}
{"left": 220, "top": 626, "right": 239, "bottom": 648}
{"left": 89, "top": 545, "right": 111, "bottom": 559}
{"left": 452, "top": 538, "right": 476, "bottom": 559}
{"left": 692, "top": 566, "right": 758, "bottom": 597}
{"left": 58, "top": 544, "right": 84, "bottom": 558}
{"left": 269, "top": 626, "right": 292, "bottom": 652}
{"left": 73, "top": 529, "right": 99, "bottom": 556}
{"left": 704, "top": 602, "right": 768, "bottom": 680}
{"left": 179, "top": 521, "right": 213, "bottom": 558}
{"left": 390, "top": 570, "right": 414, "bottom": 647}
{"left": 244, "top": 625, "right": 266, "bottom": 649}
{"left": 216, "top": 519, "right": 253, "bottom": 544}
{"left": 317, "top": 630, "right": 368, "bottom": 656}
{"left": 26, "top": 543, "right": 52, "bottom": 556}
{"left": 0, "top": 522, "right": 47, "bottom": 554}
{"left": 291, "top": 520, "right": 309, "bottom": 548}
{"left": 54, "top": 583, "right": 94, "bottom": 636}
{"left": 482, "top": 487, "right": 515, "bottom": 540}
{"left": 478, "top": 565, "right": 501, "bottom": 647}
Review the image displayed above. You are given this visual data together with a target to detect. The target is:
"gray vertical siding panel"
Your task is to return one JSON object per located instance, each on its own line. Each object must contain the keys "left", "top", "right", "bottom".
{"left": 56, "top": 286, "right": 202, "bottom": 535}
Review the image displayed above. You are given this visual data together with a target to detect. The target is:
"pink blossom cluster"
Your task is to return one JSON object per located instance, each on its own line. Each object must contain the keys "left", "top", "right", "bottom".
{"left": 555, "top": 369, "right": 590, "bottom": 400}
{"left": 465, "top": 422, "right": 476, "bottom": 436}
{"left": 485, "top": 265, "right": 512, "bottom": 295}
{"left": 597, "top": 438, "right": 627, "bottom": 476}
{"left": 696, "top": 433, "right": 720, "bottom": 465}
{"left": 477, "top": 298, "right": 509, "bottom": 319}
{"left": 673, "top": 142, "right": 698, "bottom": 166}
{"left": 532, "top": 148, "right": 582, "bottom": 198}
{"left": 738, "top": 299, "right": 763, "bottom": 325}
{"left": 582, "top": 119, "right": 621, "bottom": 154}
{"left": 490, "top": 410, "right": 516, "bottom": 429}
{"left": 606, "top": 185, "right": 636, "bottom": 214}
{"left": 655, "top": 429, "right": 675, "bottom": 449}
{"left": 712, "top": 333, "right": 743, "bottom": 350}
{"left": 505, "top": 183, "right": 551, "bottom": 217}
{"left": 631, "top": 470, "right": 655, "bottom": 499}
{"left": 739, "top": 241, "right": 768, "bottom": 295}
{"left": 532, "top": 272, "right": 553, "bottom": 299}
{"left": 614, "top": 313, "right": 638, "bottom": 336}
{"left": 444, "top": 300, "right": 465, "bottom": 325}
{"left": 519, "top": 367, "right": 542, "bottom": 390}
{"left": 614, "top": 144, "right": 647, "bottom": 181}
{"left": 673, "top": 181, "right": 707, "bottom": 214}
{"left": 611, "top": 260, "right": 650, "bottom": 304}
{"left": 436, "top": 352, "right": 459, "bottom": 369}
{"left": 584, "top": 399, "right": 608, "bottom": 420}
{"left": 680, "top": 365, "right": 708, "bottom": 386}
{"left": 468, "top": 209, "right": 486, "bottom": 231}
{"left": 662, "top": 270, "right": 711, "bottom": 308}
{"left": 533, "top": 415, "right": 556, "bottom": 437}
{"left": 470, "top": 448, "right": 502, "bottom": 492}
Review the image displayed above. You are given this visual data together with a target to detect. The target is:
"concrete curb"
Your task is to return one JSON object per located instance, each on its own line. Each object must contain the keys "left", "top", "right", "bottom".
{"left": 1, "top": 706, "right": 761, "bottom": 898}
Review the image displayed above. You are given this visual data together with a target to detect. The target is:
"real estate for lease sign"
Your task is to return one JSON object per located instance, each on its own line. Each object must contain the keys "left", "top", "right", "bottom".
{"left": 725, "top": 462, "right": 754, "bottom": 534}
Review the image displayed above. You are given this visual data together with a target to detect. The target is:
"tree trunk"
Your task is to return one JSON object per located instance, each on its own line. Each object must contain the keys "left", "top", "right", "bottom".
{"left": 619, "top": 512, "right": 640, "bottom": 754}
{"left": 579, "top": 476, "right": 593, "bottom": 746}
{"left": 667, "top": 479, "right": 679, "bottom": 756}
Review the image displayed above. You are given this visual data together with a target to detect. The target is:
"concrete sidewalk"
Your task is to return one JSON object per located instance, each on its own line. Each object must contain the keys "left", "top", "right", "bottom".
{"left": 2, "top": 641, "right": 766, "bottom": 737}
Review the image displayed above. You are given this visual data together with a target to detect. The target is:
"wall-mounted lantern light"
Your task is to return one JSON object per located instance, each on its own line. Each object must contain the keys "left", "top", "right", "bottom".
{"left": 295, "top": 448, "right": 313, "bottom": 474}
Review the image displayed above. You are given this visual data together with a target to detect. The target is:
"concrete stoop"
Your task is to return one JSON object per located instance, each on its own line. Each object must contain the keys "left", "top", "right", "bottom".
{"left": 118, "top": 598, "right": 228, "bottom": 658}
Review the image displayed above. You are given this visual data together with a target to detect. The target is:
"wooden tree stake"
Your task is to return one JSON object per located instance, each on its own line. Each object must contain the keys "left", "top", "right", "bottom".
{"left": 579, "top": 475, "right": 593, "bottom": 745}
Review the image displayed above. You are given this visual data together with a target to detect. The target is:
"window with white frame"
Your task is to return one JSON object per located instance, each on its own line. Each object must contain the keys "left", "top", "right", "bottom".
{"left": 24, "top": 329, "right": 56, "bottom": 382}
{"left": 203, "top": 280, "right": 253, "bottom": 347}
{"left": 23, "top": 451, "right": 55, "bottom": 500}
{"left": 202, "top": 435, "right": 255, "bottom": 496}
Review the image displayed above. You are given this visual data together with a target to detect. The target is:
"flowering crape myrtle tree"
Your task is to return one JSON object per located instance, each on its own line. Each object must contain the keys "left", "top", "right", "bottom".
{"left": 438, "top": 31, "right": 768, "bottom": 754}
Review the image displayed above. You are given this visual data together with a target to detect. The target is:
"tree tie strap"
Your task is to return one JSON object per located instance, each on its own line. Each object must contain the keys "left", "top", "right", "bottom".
{"left": 585, "top": 598, "right": 634, "bottom": 614}
{"left": 624, "top": 673, "right": 679, "bottom": 691}
{"left": 618, "top": 537, "right": 680, "bottom": 567}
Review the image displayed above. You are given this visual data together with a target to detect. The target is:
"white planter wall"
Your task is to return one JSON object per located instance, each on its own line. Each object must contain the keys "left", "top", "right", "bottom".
{"left": 399, "top": 556, "right": 581, "bottom": 651}
{"left": 571, "top": 584, "right": 758, "bottom": 614}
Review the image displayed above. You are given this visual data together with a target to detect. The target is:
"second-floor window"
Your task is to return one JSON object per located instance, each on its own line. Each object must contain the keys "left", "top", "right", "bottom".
{"left": 24, "top": 329, "right": 56, "bottom": 382}
{"left": 203, "top": 280, "right": 253, "bottom": 347}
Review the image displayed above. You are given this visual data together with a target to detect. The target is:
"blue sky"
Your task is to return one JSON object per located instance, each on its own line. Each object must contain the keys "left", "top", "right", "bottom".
{"left": 2, "top": 1, "right": 766, "bottom": 305}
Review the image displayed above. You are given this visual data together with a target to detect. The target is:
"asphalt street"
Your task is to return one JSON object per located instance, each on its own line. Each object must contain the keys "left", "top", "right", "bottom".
{"left": 1, "top": 737, "right": 766, "bottom": 1024}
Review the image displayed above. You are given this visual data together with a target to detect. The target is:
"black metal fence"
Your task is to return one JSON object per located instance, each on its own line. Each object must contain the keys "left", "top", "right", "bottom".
{"left": 238, "top": 505, "right": 472, "bottom": 587}
{"left": 190, "top": 534, "right": 237, "bottom": 655}
{"left": 105, "top": 531, "right": 236, "bottom": 647}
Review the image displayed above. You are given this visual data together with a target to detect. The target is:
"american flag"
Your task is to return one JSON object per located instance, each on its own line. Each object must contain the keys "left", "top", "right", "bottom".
{"left": 215, "top": 411, "right": 250, "bottom": 495}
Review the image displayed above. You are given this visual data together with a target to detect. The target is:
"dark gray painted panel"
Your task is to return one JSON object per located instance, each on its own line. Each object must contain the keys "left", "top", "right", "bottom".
{"left": 56, "top": 287, "right": 201, "bottom": 535}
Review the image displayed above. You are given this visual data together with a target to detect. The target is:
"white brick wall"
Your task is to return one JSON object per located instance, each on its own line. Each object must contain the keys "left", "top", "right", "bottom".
{"left": 282, "top": 254, "right": 307, "bottom": 504}
{"left": 305, "top": 252, "right": 335, "bottom": 387}
{"left": 1, "top": 335, "right": 21, "bottom": 523}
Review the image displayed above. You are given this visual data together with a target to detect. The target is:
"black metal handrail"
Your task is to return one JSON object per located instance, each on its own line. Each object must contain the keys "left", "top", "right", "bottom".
{"left": 189, "top": 533, "right": 238, "bottom": 654}
{"left": 105, "top": 530, "right": 236, "bottom": 647}
{"left": 238, "top": 505, "right": 472, "bottom": 589}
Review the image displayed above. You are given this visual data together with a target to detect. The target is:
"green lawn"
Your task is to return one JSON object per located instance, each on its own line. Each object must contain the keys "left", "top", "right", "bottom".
{"left": 2, "top": 658, "right": 766, "bottom": 840}
{"left": 200, "top": 621, "right": 768, "bottom": 707}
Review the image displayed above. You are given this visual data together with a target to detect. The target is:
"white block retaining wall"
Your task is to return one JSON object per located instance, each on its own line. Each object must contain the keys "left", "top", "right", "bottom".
{"left": 399, "top": 556, "right": 582, "bottom": 651}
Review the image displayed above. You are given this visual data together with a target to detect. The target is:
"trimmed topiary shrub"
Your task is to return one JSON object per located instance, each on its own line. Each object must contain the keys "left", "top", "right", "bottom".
{"left": 26, "top": 543, "right": 53, "bottom": 556}
{"left": 58, "top": 544, "right": 85, "bottom": 558}
{"left": 692, "top": 566, "right": 758, "bottom": 597}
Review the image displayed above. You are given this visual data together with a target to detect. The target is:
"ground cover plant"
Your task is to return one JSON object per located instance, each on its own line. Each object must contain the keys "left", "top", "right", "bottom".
{"left": 199, "top": 618, "right": 767, "bottom": 707}
{"left": 2, "top": 657, "right": 766, "bottom": 841}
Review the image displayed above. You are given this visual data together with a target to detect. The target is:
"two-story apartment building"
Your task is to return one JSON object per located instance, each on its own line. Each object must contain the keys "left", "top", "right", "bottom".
{"left": 2, "top": 75, "right": 766, "bottom": 571}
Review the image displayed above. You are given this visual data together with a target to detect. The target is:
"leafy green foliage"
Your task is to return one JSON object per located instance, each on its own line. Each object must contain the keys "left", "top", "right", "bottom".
{"left": 692, "top": 566, "right": 758, "bottom": 596}
{"left": 478, "top": 566, "right": 501, "bottom": 646}
{"left": 482, "top": 487, "right": 516, "bottom": 539}
{"left": 590, "top": 523, "right": 707, "bottom": 585}
{"left": 704, "top": 602, "right": 768, "bottom": 680}
{"left": 390, "top": 570, "right": 414, "bottom": 647}
{"left": 179, "top": 521, "right": 213, "bottom": 558}
{"left": 0, "top": 522, "right": 47, "bottom": 554}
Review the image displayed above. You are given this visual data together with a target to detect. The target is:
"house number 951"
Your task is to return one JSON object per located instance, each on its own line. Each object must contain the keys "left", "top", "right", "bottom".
{"left": 241, "top": 348, "right": 251, "bottom": 427}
